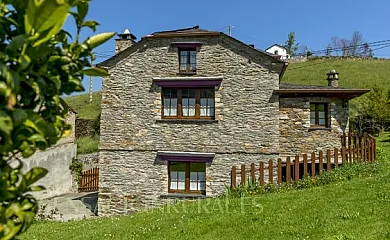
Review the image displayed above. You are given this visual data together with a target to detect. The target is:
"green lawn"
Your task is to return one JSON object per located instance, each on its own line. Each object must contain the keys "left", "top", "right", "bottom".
{"left": 21, "top": 135, "right": 390, "bottom": 240}
{"left": 64, "top": 91, "right": 101, "bottom": 120}
{"left": 283, "top": 58, "right": 390, "bottom": 90}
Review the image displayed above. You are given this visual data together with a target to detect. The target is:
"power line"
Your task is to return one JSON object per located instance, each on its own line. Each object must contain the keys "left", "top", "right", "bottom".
{"left": 295, "top": 39, "right": 390, "bottom": 56}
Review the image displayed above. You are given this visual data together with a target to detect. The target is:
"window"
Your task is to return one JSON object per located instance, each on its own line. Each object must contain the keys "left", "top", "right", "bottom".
{"left": 274, "top": 50, "right": 279, "bottom": 55}
{"left": 179, "top": 48, "right": 196, "bottom": 73}
{"left": 168, "top": 162, "right": 206, "bottom": 194}
{"left": 310, "top": 103, "right": 329, "bottom": 128}
{"left": 162, "top": 88, "right": 215, "bottom": 119}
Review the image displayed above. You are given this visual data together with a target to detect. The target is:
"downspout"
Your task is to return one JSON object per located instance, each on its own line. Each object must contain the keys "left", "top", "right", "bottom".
{"left": 278, "top": 62, "right": 289, "bottom": 83}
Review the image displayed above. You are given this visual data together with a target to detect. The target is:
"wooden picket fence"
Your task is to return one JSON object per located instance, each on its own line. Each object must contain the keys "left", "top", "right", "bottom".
{"left": 78, "top": 167, "right": 99, "bottom": 192}
{"left": 231, "top": 133, "right": 376, "bottom": 187}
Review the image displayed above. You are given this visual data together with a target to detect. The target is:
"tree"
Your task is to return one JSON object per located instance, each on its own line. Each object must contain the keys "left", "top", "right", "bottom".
{"left": 284, "top": 32, "right": 299, "bottom": 56}
{"left": 0, "top": 0, "right": 114, "bottom": 239}
{"left": 349, "top": 85, "right": 390, "bottom": 134}
{"left": 328, "top": 31, "right": 372, "bottom": 57}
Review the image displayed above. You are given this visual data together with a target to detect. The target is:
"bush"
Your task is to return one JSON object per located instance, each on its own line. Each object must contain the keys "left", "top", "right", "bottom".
{"left": 69, "top": 158, "right": 84, "bottom": 184}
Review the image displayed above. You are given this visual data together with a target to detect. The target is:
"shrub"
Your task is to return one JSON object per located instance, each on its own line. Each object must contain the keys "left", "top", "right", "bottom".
{"left": 69, "top": 158, "right": 84, "bottom": 184}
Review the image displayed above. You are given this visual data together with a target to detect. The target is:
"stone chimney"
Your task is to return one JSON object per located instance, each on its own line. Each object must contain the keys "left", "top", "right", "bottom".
{"left": 327, "top": 69, "right": 339, "bottom": 87}
{"left": 115, "top": 29, "right": 137, "bottom": 54}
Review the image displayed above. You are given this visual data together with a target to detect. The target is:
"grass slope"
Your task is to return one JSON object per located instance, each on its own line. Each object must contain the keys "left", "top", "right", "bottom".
{"left": 283, "top": 58, "right": 390, "bottom": 90}
{"left": 64, "top": 91, "right": 101, "bottom": 119}
{"left": 21, "top": 135, "right": 390, "bottom": 240}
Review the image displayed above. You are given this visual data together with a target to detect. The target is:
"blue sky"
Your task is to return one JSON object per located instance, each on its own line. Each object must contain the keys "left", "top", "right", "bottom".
{"left": 64, "top": 0, "right": 390, "bottom": 93}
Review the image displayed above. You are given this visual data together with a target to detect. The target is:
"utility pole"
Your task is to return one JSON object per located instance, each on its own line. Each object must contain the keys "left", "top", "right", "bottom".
{"left": 228, "top": 25, "right": 233, "bottom": 36}
{"left": 89, "top": 58, "right": 93, "bottom": 104}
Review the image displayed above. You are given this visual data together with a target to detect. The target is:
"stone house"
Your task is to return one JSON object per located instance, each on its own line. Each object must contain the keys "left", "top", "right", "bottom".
{"left": 97, "top": 26, "right": 369, "bottom": 215}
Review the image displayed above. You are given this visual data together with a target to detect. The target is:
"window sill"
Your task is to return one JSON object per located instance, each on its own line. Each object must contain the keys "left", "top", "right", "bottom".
{"left": 157, "top": 119, "right": 218, "bottom": 124}
{"left": 176, "top": 72, "right": 197, "bottom": 76}
{"left": 308, "top": 127, "right": 332, "bottom": 131}
{"left": 160, "top": 193, "right": 206, "bottom": 199}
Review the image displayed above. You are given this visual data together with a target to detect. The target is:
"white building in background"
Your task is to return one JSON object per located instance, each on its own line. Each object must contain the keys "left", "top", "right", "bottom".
{"left": 265, "top": 44, "right": 290, "bottom": 60}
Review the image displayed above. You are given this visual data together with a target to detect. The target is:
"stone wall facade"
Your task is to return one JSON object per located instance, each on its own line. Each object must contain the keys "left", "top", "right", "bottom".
{"left": 99, "top": 35, "right": 281, "bottom": 215}
{"left": 279, "top": 97, "right": 349, "bottom": 157}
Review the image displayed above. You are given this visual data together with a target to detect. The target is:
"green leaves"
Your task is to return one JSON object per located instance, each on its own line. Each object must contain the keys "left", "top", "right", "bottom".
{"left": 1, "top": 0, "right": 115, "bottom": 238}
{"left": 86, "top": 32, "right": 116, "bottom": 49}
{"left": 25, "top": 0, "right": 71, "bottom": 35}
{"left": 25, "top": 168, "right": 48, "bottom": 186}
{"left": 82, "top": 67, "right": 109, "bottom": 76}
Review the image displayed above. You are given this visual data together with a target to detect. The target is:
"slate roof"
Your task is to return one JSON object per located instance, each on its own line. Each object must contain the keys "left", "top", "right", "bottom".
{"left": 280, "top": 83, "right": 342, "bottom": 90}
{"left": 276, "top": 83, "right": 370, "bottom": 100}
{"left": 152, "top": 25, "right": 214, "bottom": 35}
{"left": 265, "top": 44, "right": 287, "bottom": 51}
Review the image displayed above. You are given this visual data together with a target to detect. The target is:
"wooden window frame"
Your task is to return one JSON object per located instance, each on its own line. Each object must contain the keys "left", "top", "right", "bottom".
{"left": 178, "top": 48, "right": 197, "bottom": 73}
{"left": 161, "top": 87, "right": 215, "bottom": 120}
{"left": 310, "top": 103, "right": 329, "bottom": 128}
{"left": 167, "top": 162, "right": 206, "bottom": 195}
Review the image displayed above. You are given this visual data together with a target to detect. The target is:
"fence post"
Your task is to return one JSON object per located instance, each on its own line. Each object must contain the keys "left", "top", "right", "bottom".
{"left": 231, "top": 166, "right": 236, "bottom": 187}
{"left": 269, "top": 160, "right": 274, "bottom": 184}
{"left": 341, "top": 147, "right": 346, "bottom": 164}
{"left": 319, "top": 150, "right": 323, "bottom": 171}
{"left": 259, "top": 161, "right": 264, "bottom": 186}
{"left": 303, "top": 154, "right": 308, "bottom": 177}
{"left": 334, "top": 148, "right": 338, "bottom": 167}
{"left": 348, "top": 132, "right": 352, "bottom": 147}
{"left": 250, "top": 163, "right": 255, "bottom": 184}
{"left": 277, "top": 158, "right": 282, "bottom": 184}
{"left": 286, "top": 157, "right": 291, "bottom": 183}
{"left": 363, "top": 133, "right": 367, "bottom": 161}
{"left": 311, "top": 152, "right": 316, "bottom": 177}
{"left": 241, "top": 165, "right": 246, "bottom": 185}
{"left": 327, "top": 149, "right": 331, "bottom": 171}
{"left": 294, "top": 155, "right": 300, "bottom": 181}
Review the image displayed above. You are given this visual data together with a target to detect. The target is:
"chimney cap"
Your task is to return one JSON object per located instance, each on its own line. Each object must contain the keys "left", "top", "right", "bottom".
{"left": 117, "top": 28, "right": 137, "bottom": 40}
{"left": 327, "top": 69, "right": 339, "bottom": 75}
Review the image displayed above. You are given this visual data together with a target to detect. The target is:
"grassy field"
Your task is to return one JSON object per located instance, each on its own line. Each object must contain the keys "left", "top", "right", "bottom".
{"left": 21, "top": 134, "right": 390, "bottom": 240}
{"left": 64, "top": 91, "right": 101, "bottom": 119}
{"left": 283, "top": 58, "right": 390, "bottom": 90}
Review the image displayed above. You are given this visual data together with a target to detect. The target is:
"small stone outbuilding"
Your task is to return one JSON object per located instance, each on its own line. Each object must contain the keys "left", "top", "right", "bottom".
{"left": 97, "top": 26, "right": 369, "bottom": 215}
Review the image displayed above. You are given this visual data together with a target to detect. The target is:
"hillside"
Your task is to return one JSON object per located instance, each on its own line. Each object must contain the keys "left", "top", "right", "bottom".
{"left": 283, "top": 58, "right": 390, "bottom": 90}
{"left": 64, "top": 91, "right": 101, "bottom": 119}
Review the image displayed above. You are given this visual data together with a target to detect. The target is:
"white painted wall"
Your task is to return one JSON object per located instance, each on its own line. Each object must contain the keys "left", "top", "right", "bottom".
{"left": 266, "top": 45, "right": 289, "bottom": 59}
